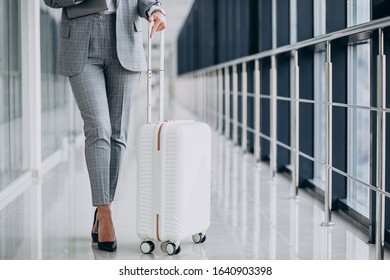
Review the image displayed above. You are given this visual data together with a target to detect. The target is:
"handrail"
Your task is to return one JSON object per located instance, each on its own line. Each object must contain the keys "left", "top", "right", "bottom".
{"left": 181, "top": 16, "right": 390, "bottom": 75}
{"left": 178, "top": 15, "right": 390, "bottom": 259}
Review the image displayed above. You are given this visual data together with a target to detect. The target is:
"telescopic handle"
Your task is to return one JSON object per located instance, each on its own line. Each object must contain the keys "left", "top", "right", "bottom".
{"left": 147, "top": 22, "right": 165, "bottom": 124}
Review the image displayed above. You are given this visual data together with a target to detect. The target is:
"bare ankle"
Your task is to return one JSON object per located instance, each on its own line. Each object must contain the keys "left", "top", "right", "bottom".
{"left": 97, "top": 205, "right": 111, "bottom": 218}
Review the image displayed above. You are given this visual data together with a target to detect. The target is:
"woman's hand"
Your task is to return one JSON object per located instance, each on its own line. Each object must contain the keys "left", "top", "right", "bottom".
{"left": 148, "top": 11, "right": 166, "bottom": 38}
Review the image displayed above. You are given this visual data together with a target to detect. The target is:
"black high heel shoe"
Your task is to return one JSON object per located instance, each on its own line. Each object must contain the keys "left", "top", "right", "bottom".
{"left": 98, "top": 226, "right": 117, "bottom": 252}
{"left": 91, "top": 208, "right": 98, "bottom": 243}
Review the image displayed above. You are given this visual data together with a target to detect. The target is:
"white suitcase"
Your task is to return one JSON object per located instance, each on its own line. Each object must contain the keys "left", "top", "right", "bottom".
{"left": 136, "top": 25, "right": 211, "bottom": 255}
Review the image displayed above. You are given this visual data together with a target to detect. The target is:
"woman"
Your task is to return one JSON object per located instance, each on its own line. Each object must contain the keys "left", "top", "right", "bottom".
{"left": 43, "top": 0, "right": 166, "bottom": 252}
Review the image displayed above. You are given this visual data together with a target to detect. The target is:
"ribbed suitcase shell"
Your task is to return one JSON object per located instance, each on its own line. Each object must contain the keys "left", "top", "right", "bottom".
{"left": 136, "top": 120, "right": 211, "bottom": 244}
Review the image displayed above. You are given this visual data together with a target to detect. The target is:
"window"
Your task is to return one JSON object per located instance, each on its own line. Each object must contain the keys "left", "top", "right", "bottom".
{"left": 0, "top": 0, "right": 24, "bottom": 190}
{"left": 40, "top": 4, "right": 74, "bottom": 159}
{"left": 346, "top": 0, "right": 371, "bottom": 215}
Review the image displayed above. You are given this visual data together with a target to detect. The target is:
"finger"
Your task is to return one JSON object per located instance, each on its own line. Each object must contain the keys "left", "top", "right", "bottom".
{"left": 156, "top": 19, "right": 167, "bottom": 31}
{"left": 150, "top": 23, "right": 158, "bottom": 38}
{"left": 148, "top": 14, "right": 155, "bottom": 23}
{"left": 153, "top": 22, "right": 162, "bottom": 33}
{"left": 156, "top": 21, "right": 166, "bottom": 31}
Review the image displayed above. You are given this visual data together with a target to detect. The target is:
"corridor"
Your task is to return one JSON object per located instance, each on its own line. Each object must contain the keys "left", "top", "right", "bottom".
{"left": 1, "top": 91, "right": 387, "bottom": 260}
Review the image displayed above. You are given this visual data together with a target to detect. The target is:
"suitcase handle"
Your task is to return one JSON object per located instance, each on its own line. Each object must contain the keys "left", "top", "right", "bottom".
{"left": 147, "top": 22, "right": 165, "bottom": 124}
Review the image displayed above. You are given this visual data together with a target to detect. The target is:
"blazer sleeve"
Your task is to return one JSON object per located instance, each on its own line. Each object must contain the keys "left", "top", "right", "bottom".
{"left": 138, "top": 0, "right": 162, "bottom": 20}
{"left": 43, "top": 0, "right": 84, "bottom": 9}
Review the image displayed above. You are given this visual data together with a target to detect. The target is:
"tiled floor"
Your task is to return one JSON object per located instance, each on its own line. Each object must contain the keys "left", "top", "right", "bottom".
{"left": 0, "top": 92, "right": 389, "bottom": 260}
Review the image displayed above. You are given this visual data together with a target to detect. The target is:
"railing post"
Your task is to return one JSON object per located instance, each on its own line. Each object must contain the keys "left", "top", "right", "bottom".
{"left": 322, "top": 41, "right": 335, "bottom": 227}
{"left": 254, "top": 60, "right": 261, "bottom": 162}
{"left": 214, "top": 71, "right": 218, "bottom": 130}
{"left": 376, "top": 28, "right": 386, "bottom": 260}
{"left": 202, "top": 73, "right": 206, "bottom": 121}
{"left": 204, "top": 72, "right": 213, "bottom": 123}
{"left": 203, "top": 73, "right": 207, "bottom": 121}
{"left": 199, "top": 74, "right": 202, "bottom": 118}
{"left": 198, "top": 74, "right": 202, "bottom": 118}
{"left": 195, "top": 74, "right": 198, "bottom": 118}
{"left": 194, "top": 74, "right": 198, "bottom": 117}
{"left": 206, "top": 73, "right": 209, "bottom": 122}
{"left": 242, "top": 62, "right": 248, "bottom": 153}
{"left": 193, "top": 74, "right": 196, "bottom": 117}
{"left": 233, "top": 65, "right": 239, "bottom": 145}
{"left": 198, "top": 74, "right": 202, "bottom": 119}
{"left": 192, "top": 73, "right": 196, "bottom": 116}
{"left": 225, "top": 67, "right": 231, "bottom": 139}
{"left": 291, "top": 50, "right": 300, "bottom": 198}
{"left": 218, "top": 69, "right": 224, "bottom": 134}
{"left": 270, "top": 55, "right": 277, "bottom": 179}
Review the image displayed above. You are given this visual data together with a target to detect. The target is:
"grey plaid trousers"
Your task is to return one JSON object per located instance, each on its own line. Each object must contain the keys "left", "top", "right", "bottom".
{"left": 69, "top": 13, "right": 140, "bottom": 206}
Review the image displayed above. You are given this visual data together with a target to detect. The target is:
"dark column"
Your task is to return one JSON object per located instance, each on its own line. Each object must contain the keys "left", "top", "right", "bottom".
{"left": 297, "top": 0, "right": 314, "bottom": 184}
{"left": 327, "top": 0, "right": 348, "bottom": 209}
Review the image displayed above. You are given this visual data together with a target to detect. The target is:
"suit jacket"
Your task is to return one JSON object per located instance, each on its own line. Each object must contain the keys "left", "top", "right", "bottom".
{"left": 43, "top": 0, "right": 160, "bottom": 76}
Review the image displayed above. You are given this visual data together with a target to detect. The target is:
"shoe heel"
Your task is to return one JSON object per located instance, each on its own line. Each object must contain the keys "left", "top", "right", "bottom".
{"left": 91, "top": 208, "right": 98, "bottom": 242}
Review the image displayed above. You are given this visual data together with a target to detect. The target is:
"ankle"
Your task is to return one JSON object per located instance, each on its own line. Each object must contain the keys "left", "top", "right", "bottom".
{"left": 97, "top": 205, "right": 111, "bottom": 219}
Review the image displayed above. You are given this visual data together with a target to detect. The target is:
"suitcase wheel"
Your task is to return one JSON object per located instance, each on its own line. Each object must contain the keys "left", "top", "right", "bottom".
{"left": 160, "top": 241, "right": 169, "bottom": 253}
{"left": 166, "top": 242, "right": 181, "bottom": 255}
{"left": 192, "top": 233, "right": 207, "bottom": 244}
{"left": 140, "top": 241, "right": 155, "bottom": 254}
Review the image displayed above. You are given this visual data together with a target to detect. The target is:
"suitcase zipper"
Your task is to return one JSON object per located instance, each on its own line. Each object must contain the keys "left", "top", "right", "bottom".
{"left": 156, "top": 214, "right": 161, "bottom": 241}
{"left": 156, "top": 123, "right": 165, "bottom": 241}
{"left": 157, "top": 123, "right": 164, "bottom": 151}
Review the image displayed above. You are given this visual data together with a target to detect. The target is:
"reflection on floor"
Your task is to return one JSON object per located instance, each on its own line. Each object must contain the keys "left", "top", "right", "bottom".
{"left": 0, "top": 94, "right": 389, "bottom": 260}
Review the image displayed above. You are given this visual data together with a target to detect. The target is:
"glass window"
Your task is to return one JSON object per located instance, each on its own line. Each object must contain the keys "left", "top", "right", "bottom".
{"left": 313, "top": 0, "right": 326, "bottom": 189}
{"left": 0, "top": 0, "right": 10, "bottom": 189}
{"left": 346, "top": 0, "right": 371, "bottom": 215}
{"left": 0, "top": 0, "right": 24, "bottom": 191}
{"left": 40, "top": 5, "right": 72, "bottom": 159}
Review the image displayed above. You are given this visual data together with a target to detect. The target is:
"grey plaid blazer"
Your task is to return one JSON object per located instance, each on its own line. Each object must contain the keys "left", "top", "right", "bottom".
{"left": 43, "top": 0, "right": 160, "bottom": 76}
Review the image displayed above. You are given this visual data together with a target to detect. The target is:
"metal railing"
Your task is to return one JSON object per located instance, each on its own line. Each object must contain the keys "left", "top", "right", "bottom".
{"left": 177, "top": 16, "right": 390, "bottom": 260}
